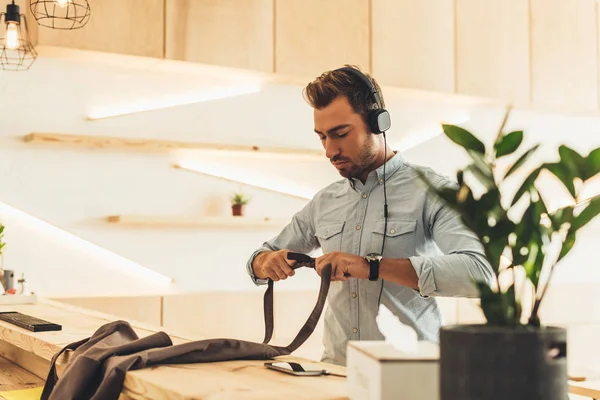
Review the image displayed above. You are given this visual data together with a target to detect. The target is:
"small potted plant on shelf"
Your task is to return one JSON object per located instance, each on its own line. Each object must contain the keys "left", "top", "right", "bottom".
{"left": 420, "top": 110, "right": 600, "bottom": 400}
{"left": 231, "top": 192, "right": 250, "bottom": 217}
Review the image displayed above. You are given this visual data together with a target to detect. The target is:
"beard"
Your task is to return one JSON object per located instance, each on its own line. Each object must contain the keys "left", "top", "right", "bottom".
{"left": 332, "top": 138, "right": 378, "bottom": 179}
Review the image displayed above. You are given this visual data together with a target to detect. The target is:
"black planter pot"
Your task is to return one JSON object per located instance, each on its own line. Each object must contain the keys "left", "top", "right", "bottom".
{"left": 440, "top": 325, "right": 567, "bottom": 400}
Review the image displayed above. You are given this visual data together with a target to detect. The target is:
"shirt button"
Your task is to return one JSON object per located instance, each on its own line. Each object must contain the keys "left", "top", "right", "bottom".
{"left": 325, "top": 230, "right": 329, "bottom": 235}
{"left": 352, "top": 292, "right": 357, "bottom": 298}
{"left": 355, "top": 225, "right": 361, "bottom": 230}
{"left": 362, "top": 193, "right": 367, "bottom": 199}
{"left": 390, "top": 229, "right": 396, "bottom": 234}
{"left": 379, "top": 179, "right": 384, "bottom": 184}
{"left": 352, "top": 328, "right": 358, "bottom": 333}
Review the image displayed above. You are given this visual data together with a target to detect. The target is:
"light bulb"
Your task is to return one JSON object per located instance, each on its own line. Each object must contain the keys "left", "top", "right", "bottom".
{"left": 55, "top": 0, "right": 72, "bottom": 8}
{"left": 5, "top": 22, "right": 19, "bottom": 50}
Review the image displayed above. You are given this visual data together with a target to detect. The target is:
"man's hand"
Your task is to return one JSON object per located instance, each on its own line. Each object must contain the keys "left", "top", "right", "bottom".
{"left": 315, "top": 251, "right": 369, "bottom": 281}
{"left": 253, "top": 250, "right": 297, "bottom": 281}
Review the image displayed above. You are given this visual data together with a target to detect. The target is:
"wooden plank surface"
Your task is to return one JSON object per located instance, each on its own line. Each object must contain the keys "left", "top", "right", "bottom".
{"left": 372, "top": 0, "right": 455, "bottom": 93}
{"left": 107, "top": 215, "right": 290, "bottom": 229}
{"left": 123, "top": 357, "right": 346, "bottom": 400}
{"left": 456, "top": 0, "right": 530, "bottom": 105}
{"left": 23, "top": 133, "right": 324, "bottom": 157}
{"left": 569, "top": 379, "right": 600, "bottom": 398}
{"left": 275, "top": 0, "right": 370, "bottom": 77}
{"left": 0, "top": 356, "right": 44, "bottom": 393}
{"left": 37, "top": 0, "right": 165, "bottom": 58}
{"left": 0, "top": 299, "right": 347, "bottom": 400}
{"left": 166, "top": 0, "right": 274, "bottom": 72}
{"left": 0, "top": 300, "right": 189, "bottom": 365}
{"left": 530, "top": 0, "right": 598, "bottom": 112}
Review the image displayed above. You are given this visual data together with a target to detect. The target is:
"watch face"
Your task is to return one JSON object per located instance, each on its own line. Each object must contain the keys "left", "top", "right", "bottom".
{"left": 365, "top": 253, "right": 382, "bottom": 261}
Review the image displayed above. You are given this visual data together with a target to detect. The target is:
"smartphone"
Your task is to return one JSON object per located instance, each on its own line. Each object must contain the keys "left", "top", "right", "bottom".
{"left": 264, "top": 361, "right": 325, "bottom": 376}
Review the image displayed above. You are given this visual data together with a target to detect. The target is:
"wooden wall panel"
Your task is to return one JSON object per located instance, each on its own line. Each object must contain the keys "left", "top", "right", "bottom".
{"left": 371, "top": 0, "right": 455, "bottom": 93}
{"left": 531, "top": 0, "right": 598, "bottom": 111}
{"left": 37, "top": 0, "right": 164, "bottom": 58}
{"left": 456, "top": 0, "right": 530, "bottom": 106}
{"left": 166, "top": 0, "right": 273, "bottom": 73}
{"left": 275, "top": 0, "right": 370, "bottom": 78}
{"left": 14, "top": 0, "right": 38, "bottom": 47}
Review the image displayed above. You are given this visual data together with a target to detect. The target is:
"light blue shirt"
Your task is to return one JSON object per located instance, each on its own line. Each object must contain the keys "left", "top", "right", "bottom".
{"left": 246, "top": 151, "right": 493, "bottom": 365}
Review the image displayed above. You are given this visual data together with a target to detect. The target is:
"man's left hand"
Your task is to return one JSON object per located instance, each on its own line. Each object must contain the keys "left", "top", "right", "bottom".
{"left": 315, "top": 251, "right": 369, "bottom": 281}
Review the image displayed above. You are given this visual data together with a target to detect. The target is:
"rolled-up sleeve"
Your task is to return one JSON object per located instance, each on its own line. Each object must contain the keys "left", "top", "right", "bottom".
{"left": 246, "top": 199, "right": 320, "bottom": 286}
{"left": 409, "top": 178, "right": 494, "bottom": 298}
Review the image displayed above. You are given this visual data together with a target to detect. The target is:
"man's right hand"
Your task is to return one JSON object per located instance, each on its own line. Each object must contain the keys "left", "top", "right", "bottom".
{"left": 253, "top": 250, "right": 297, "bottom": 281}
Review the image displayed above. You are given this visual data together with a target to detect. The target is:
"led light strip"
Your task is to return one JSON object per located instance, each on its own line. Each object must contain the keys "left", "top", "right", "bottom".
{"left": 87, "top": 84, "right": 261, "bottom": 120}
{"left": 174, "top": 163, "right": 314, "bottom": 201}
{"left": 0, "top": 200, "right": 173, "bottom": 284}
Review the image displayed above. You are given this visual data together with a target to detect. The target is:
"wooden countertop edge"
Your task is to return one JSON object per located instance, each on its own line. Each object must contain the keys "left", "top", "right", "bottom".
{"left": 39, "top": 298, "right": 198, "bottom": 342}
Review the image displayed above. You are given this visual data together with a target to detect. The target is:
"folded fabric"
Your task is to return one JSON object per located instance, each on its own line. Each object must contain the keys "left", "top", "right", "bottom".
{"left": 41, "top": 264, "right": 332, "bottom": 400}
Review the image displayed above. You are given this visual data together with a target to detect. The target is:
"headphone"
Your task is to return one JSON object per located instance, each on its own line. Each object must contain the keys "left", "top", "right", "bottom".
{"left": 335, "top": 66, "right": 391, "bottom": 134}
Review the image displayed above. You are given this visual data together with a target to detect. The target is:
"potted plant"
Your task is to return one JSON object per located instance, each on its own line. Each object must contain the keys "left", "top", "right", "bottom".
{"left": 420, "top": 111, "right": 600, "bottom": 400}
{"left": 231, "top": 192, "right": 250, "bottom": 216}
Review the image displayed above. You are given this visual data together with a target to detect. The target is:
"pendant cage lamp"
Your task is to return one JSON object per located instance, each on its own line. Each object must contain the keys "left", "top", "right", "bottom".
{"left": 30, "top": 0, "right": 90, "bottom": 30}
{"left": 0, "top": 1, "right": 37, "bottom": 71}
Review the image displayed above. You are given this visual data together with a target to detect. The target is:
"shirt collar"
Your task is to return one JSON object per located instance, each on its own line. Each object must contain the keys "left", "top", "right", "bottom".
{"left": 336, "top": 151, "right": 404, "bottom": 196}
{"left": 350, "top": 150, "right": 404, "bottom": 186}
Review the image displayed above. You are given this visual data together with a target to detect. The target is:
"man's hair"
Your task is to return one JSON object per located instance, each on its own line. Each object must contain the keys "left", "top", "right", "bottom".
{"left": 302, "top": 65, "right": 385, "bottom": 125}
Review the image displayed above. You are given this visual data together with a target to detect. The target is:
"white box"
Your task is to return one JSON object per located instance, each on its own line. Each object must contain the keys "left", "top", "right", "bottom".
{"left": 347, "top": 340, "right": 439, "bottom": 400}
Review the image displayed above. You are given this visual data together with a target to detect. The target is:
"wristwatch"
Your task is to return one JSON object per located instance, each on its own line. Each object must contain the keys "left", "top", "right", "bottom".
{"left": 365, "top": 253, "right": 382, "bottom": 281}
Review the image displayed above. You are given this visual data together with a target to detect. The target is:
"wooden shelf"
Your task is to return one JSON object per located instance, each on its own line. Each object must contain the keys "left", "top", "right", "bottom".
{"left": 24, "top": 133, "right": 324, "bottom": 158}
{"left": 106, "top": 215, "right": 289, "bottom": 229}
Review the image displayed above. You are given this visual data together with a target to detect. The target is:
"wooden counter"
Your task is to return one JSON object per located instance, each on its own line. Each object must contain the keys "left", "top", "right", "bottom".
{"left": 0, "top": 299, "right": 348, "bottom": 400}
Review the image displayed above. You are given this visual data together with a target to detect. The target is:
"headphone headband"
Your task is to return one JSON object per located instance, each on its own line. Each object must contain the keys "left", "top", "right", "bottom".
{"left": 336, "top": 66, "right": 383, "bottom": 109}
{"left": 334, "top": 66, "right": 391, "bottom": 134}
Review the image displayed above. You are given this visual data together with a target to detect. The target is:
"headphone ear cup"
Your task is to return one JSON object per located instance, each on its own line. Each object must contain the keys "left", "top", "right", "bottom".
{"left": 368, "top": 109, "right": 391, "bottom": 134}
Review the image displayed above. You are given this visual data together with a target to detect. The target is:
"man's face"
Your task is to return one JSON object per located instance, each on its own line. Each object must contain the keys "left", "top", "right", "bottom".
{"left": 314, "top": 96, "right": 379, "bottom": 180}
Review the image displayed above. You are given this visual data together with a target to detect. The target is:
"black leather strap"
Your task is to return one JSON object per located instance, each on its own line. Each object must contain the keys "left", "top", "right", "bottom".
{"left": 368, "top": 258, "right": 380, "bottom": 281}
{"left": 263, "top": 263, "right": 331, "bottom": 354}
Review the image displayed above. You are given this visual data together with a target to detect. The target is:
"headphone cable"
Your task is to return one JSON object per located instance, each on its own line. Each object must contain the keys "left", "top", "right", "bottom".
{"left": 377, "top": 132, "right": 388, "bottom": 306}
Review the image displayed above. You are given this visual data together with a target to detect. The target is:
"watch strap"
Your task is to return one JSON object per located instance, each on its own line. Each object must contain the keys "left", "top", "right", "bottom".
{"left": 368, "top": 258, "right": 380, "bottom": 281}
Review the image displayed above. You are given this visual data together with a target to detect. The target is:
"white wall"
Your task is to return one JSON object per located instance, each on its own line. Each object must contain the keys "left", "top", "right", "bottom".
{"left": 0, "top": 47, "right": 599, "bottom": 299}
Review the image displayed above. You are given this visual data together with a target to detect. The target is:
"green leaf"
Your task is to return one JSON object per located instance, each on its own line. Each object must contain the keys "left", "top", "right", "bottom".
{"left": 476, "top": 282, "right": 507, "bottom": 326}
{"left": 544, "top": 162, "right": 576, "bottom": 198}
{"left": 443, "top": 124, "right": 486, "bottom": 154}
{"left": 572, "top": 195, "right": 600, "bottom": 231}
{"left": 558, "top": 229, "right": 576, "bottom": 262}
{"left": 559, "top": 145, "right": 587, "bottom": 179}
{"left": 587, "top": 147, "right": 600, "bottom": 178}
{"left": 511, "top": 167, "right": 541, "bottom": 206}
{"left": 549, "top": 205, "right": 574, "bottom": 231}
{"left": 523, "top": 241, "right": 544, "bottom": 288}
{"left": 478, "top": 188, "right": 502, "bottom": 214}
{"left": 484, "top": 235, "right": 508, "bottom": 274}
{"left": 505, "top": 144, "right": 540, "bottom": 178}
{"left": 434, "top": 187, "right": 460, "bottom": 208}
{"left": 494, "top": 131, "right": 523, "bottom": 158}
{"left": 457, "top": 170, "right": 464, "bottom": 187}
{"left": 504, "top": 284, "right": 522, "bottom": 326}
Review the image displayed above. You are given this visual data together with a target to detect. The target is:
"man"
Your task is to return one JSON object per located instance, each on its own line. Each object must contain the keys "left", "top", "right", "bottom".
{"left": 246, "top": 65, "right": 493, "bottom": 366}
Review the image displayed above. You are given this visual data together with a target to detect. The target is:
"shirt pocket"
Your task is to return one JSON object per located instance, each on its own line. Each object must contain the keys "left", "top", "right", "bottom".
{"left": 371, "top": 219, "right": 417, "bottom": 257}
{"left": 315, "top": 221, "right": 346, "bottom": 254}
